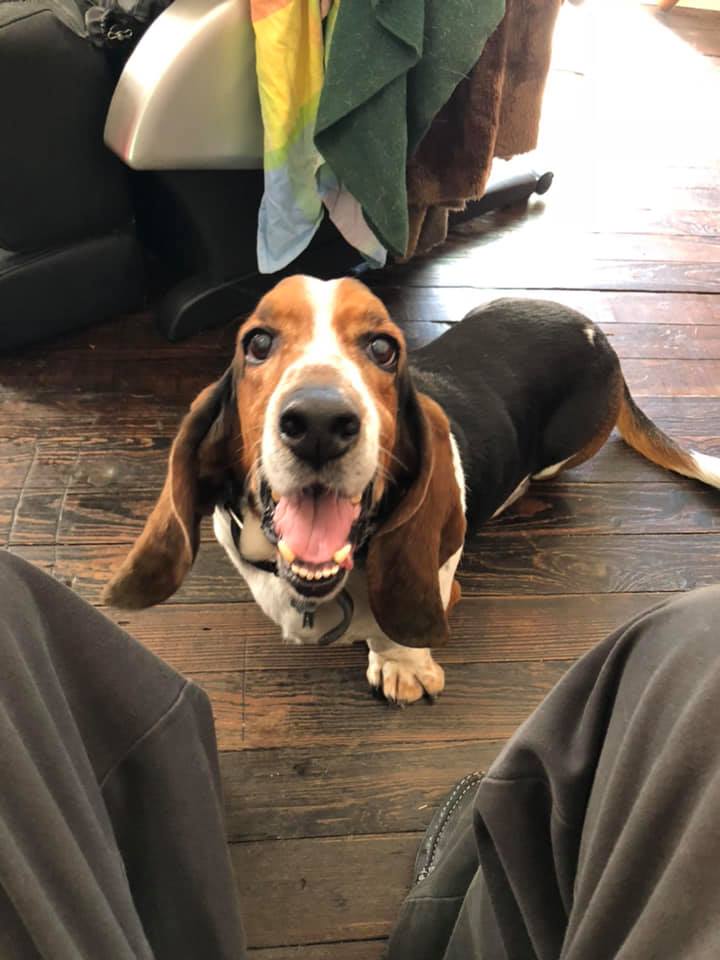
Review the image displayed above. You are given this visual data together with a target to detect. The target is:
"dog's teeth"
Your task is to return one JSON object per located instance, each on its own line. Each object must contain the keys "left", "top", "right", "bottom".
{"left": 333, "top": 543, "right": 352, "bottom": 564}
{"left": 288, "top": 561, "right": 341, "bottom": 581}
{"left": 271, "top": 489, "right": 281, "bottom": 503}
{"left": 350, "top": 494, "right": 362, "bottom": 505}
{"left": 278, "top": 539, "right": 295, "bottom": 563}
{"left": 290, "top": 563, "right": 312, "bottom": 580}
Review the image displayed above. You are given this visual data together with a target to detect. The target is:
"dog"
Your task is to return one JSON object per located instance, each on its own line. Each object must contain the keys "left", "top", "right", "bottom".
{"left": 105, "top": 276, "right": 720, "bottom": 704}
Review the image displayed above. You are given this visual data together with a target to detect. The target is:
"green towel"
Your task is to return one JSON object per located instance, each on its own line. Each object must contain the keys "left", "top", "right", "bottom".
{"left": 315, "top": 0, "right": 505, "bottom": 257}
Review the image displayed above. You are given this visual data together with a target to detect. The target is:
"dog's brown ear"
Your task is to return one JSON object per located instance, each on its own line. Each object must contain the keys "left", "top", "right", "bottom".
{"left": 104, "top": 368, "right": 238, "bottom": 609}
{"left": 366, "top": 381, "right": 466, "bottom": 648}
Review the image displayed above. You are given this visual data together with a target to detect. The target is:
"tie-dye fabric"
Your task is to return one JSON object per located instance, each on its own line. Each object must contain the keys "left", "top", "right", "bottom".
{"left": 251, "top": 0, "right": 386, "bottom": 273}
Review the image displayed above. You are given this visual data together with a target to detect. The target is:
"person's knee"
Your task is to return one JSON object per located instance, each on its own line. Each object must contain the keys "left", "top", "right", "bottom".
{"left": 0, "top": 550, "right": 31, "bottom": 597}
{"left": 650, "top": 585, "right": 720, "bottom": 636}
{"left": 620, "top": 585, "right": 720, "bottom": 681}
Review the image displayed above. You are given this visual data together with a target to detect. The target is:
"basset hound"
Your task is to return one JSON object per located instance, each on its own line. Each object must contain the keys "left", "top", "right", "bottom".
{"left": 105, "top": 276, "right": 720, "bottom": 704}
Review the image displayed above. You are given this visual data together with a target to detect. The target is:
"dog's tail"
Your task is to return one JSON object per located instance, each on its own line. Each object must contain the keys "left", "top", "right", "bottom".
{"left": 617, "top": 382, "right": 720, "bottom": 489}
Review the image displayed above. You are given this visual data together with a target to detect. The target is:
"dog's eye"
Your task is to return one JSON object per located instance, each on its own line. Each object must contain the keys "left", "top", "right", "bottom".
{"left": 245, "top": 330, "right": 274, "bottom": 364}
{"left": 367, "top": 335, "right": 398, "bottom": 370}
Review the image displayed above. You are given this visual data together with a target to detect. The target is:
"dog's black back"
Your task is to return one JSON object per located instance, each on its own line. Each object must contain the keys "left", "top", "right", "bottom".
{"left": 410, "top": 299, "right": 620, "bottom": 528}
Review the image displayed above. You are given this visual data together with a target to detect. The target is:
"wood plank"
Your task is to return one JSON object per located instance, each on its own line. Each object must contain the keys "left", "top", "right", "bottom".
{"left": 90, "top": 592, "right": 660, "bottom": 675}
{"left": 441, "top": 228, "right": 720, "bottom": 266}
{"left": 103, "top": 603, "right": 252, "bottom": 674}
{"left": 592, "top": 186, "right": 720, "bottom": 216}
{"left": 381, "top": 221, "right": 720, "bottom": 292}
{"left": 0, "top": 438, "right": 172, "bottom": 493}
{"left": 609, "top": 396, "right": 720, "bottom": 433}
{"left": 13, "top": 527, "right": 719, "bottom": 608}
{"left": 378, "top": 288, "right": 720, "bottom": 327}
{"left": 567, "top": 434, "right": 720, "bottom": 483}
{"left": 0, "top": 390, "right": 184, "bottom": 439}
{"left": 249, "top": 942, "right": 386, "bottom": 960}
{"left": 460, "top": 533, "right": 720, "bottom": 596}
{"left": 413, "top": 319, "right": 720, "bottom": 361}
{"left": 7, "top": 444, "right": 720, "bottom": 545}
{"left": 7, "top": 469, "right": 720, "bottom": 549}
{"left": 7, "top": 491, "right": 216, "bottom": 546}
{"left": 656, "top": 6, "right": 720, "bottom": 56}
{"left": 0, "top": 355, "right": 220, "bottom": 400}
{"left": 8, "top": 491, "right": 160, "bottom": 546}
{"left": 492, "top": 481, "right": 720, "bottom": 535}
{"left": 3, "top": 398, "right": 720, "bottom": 493}
{"left": 587, "top": 323, "right": 720, "bottom": 360}
{"left": 1, "top": 422, "right": 718, "bottom": 497}
{"left": 34, "top": 311, "right": 236, "bottom": 356}
{"left": 201, "top": 659, "right": 574, "bottom": 751}
{"left": 568, "top": 163, "right": 720, "bottom": 194}
{"left": 0, "top": 496, "right": 15, "bottom": 546}
{"left": 588, "top": 208, "right": 720, "bottom": 238}
{"left": 2, "top": 404, "right": 719, "bottom": 497}
{"left": 0, "top": 324, "right": 444, "bottom": 390}
{"left": 440, "top": 191, "right": 720, "bottom": 244}
{"left": 621, "top": 358, "right": 720, "bottom": 396}
{"left": 221, "top": 740, "right": 498, "bottom": 842}
{"left": 232, "top": 834, "right": 417, "bottom": 948}
{"left": 388, "top": 256, "right": 720, "bottom": 294}
{"left": 0, "top": 439, "right": 36, "bottom": 488}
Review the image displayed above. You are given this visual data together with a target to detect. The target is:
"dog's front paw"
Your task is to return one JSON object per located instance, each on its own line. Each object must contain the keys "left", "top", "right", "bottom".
{"left": 366, "top": 648, "right": 445, "bottom": 705}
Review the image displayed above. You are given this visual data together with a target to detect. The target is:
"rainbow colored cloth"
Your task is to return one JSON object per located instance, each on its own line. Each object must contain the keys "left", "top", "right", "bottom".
{"left": 251, "top": 0, "right": 386, "bottom": 273}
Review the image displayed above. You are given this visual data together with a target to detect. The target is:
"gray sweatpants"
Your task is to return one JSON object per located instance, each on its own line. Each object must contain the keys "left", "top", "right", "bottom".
{"left": 3, "top": 551, "right": 720, "bottom": 958}
{"left": 389, "top": 585, "right": 720, "bottom": 959}
{"left": 0, "top": 552, "right": 246, "bottom": 959}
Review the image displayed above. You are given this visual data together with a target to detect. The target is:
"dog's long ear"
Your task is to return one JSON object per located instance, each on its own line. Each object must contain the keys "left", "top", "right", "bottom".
{"left": 104, "top": 367, "right": 238, "bottom": 609}
{"left": 366, "top": 375, "right": 466, "bottom": 648}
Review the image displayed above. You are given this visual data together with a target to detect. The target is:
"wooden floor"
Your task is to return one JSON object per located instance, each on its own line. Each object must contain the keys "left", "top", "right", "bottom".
{"left": 2, "top": 4, "right": 719, "bottom": 956}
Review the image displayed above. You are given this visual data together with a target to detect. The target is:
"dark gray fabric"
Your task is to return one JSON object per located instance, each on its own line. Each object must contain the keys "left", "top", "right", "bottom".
{"left": 0, "top": 3, "right": 132, "bottom": 252}
{"left": 389, "top": 586, "right": 720, "bottom": 960}
{"left": 0, "top": 551, "right": 246, "bottom": 959}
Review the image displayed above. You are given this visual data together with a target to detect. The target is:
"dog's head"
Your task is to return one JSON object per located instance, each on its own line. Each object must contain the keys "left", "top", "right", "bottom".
{"left": 104, "top": 276, "right": 465, "bottom": 646}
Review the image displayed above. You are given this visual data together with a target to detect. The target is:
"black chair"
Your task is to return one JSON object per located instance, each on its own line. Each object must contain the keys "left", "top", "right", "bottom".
{"left": 0, "top": 0, "right": 144, "bottom": 351}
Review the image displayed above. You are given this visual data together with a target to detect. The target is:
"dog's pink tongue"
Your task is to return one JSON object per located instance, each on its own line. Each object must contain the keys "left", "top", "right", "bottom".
{"left": 274, "top": 492, "right": 359, "bottom": 564}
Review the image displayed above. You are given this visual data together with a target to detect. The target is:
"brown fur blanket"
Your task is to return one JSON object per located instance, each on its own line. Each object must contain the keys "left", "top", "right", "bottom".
{"left": 405, "top": 0, "right": 563, "bottom": 258}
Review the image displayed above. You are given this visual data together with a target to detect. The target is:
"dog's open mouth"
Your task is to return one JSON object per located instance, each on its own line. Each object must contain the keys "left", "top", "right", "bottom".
{"left": 259, "top": 481, "right": 373, "bottom": 599}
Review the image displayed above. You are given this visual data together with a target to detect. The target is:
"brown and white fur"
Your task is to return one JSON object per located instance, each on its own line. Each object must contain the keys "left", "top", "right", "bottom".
{"left": 105, "top": 277, "right": 720, "bottom": 705}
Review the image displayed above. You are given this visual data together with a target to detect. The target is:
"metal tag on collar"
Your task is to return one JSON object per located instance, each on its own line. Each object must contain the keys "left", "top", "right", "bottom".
{"left": 291, "top": 597, "right": 317, "bottom": 630}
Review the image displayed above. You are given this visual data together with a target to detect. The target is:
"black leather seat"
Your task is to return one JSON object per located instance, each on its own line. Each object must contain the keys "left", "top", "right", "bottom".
{"left": 0, "top": 1, "right": 144, "bottom": 351}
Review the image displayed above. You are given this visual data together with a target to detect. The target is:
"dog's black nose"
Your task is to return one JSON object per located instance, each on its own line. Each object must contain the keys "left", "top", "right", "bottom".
{"left": 279, "top": 387, "right": 361, "bottom": 467}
